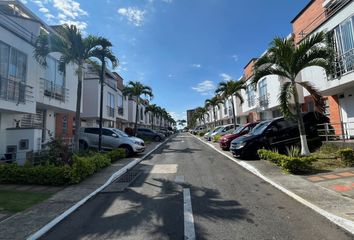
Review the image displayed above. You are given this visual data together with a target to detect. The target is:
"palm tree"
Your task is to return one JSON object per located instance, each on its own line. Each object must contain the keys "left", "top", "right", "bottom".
{"left": 145, "top": 104, "right": 159, "bottom": 129}
{"left": 34, "top": 24, "right": 103, "bottom": 151}
{"left": 122, "top": 81, "right": 153, "bottom": 135}
{"left": 205, "top": 96, "right": 223, "bottom": 128}
{"left": 215, "top": 80, "right": 245, "bottom": 129}
{"left": 90, "top": 38, "right": 118, "bottom": 151}
{"left": 194, "top": 107, "right": 209, "bottom": 127}
{"left": 252, "top": 32, "right": 332, "bottom": 156}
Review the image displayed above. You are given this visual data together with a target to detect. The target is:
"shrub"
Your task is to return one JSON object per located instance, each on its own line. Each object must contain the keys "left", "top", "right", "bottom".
{"left": 257, "top": 149, "right": 316, "bottom": 174}
{"left": 106, "top": 148, "right": 126, "bottom": 162}
{"left": 213, "top": 134, "right": 221, "bottom": 142}
{"left": 0, "top": 152, "right": 112, "bottom": 185}
{"left": 198, "top": 131, "right": 207, "bottom": 137}
{"left": 286, "top": 146, "right": 301, "bottom": 158}
{"left": 337, "top": 148, "right": 354, "bottom": 167}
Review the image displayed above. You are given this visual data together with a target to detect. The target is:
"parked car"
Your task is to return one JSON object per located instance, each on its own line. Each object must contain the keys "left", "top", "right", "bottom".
{"left": 210, "top": 124, "right": 236, "bottom": 141}
{"left": 79, "top": 127, "right": 145, "bottom": 156}
{"left": 230, "top": 112, "right": 329, "bottom": 159}
{"left": 204, "top": 126, "right": 222, "bottom": 141}
{"left": 219, "top": 122, "right": 259, "bottom": 150}
{"left": 191, "top": 126, "right": 206, "bottom": 135}
{"left": 136, "top": 128, "right": 165, "bottom": 141}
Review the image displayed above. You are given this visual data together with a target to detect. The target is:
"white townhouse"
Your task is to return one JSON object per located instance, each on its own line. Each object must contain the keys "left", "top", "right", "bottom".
{"left": 0, "top": 0, "right": 78, "bottom": 164}
{"left": 292, "top": 0, "right": 354, "bottom": 138}
{"left": 81, "top": 63, "right": 130, "bottom": 129}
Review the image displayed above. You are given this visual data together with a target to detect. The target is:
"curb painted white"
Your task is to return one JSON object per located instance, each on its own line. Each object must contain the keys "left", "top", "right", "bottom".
{"left": 27, "top": 136, "right": 173, "bottom": 240}
{"left": 183, "top": 188, "right": 196, "bottom": 240}
{"left": 192, "top": 134, "right": 354, "bottom": 235}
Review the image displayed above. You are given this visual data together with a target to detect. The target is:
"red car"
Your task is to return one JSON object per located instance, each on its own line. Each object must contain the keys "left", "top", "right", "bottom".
{"left": 219, "top": 122, "right": 259, "bottom": 150}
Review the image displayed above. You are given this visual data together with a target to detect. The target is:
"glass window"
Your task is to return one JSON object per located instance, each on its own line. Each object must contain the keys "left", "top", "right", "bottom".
{"left": 246, "top": 84, "right": 255, "bottom": 107}
{"left": 102, "top": 129, "right": 114, "bottom": 136}
{"left": 0, "top": 42, "right": 10, "bottom": 78}
{"left": 259, "top": 78, "right": 267, "bottom": 98}
{"left": 85, "top": 128, "right": 99, "bottom": 134}
{"left": 8, "top": 47, "right": 26, "bottom": 82}
{"left": 62, "top": 115, "right": 67, "bottom": 135}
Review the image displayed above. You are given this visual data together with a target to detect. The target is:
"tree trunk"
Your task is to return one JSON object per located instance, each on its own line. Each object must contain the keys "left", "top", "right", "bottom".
{"left": 151, "top": 115, "right": 154, "bottom": 130}
{"left": 292, "top": 81, "right": 310, "bottom": 156}
{"left": 134, "top": 96, "right": 139, "bottom": 136}
{"left": 74, "top": 62, "right": 83, "bottom": 152}
{"left": 98, "top": 58, "right": 105, "bottom": 152}
{"left": 231, "top": 97, "right": 237, "bottom": 129}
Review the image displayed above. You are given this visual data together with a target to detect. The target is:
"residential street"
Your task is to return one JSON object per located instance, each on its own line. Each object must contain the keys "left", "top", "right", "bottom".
{"left": 41, "top": 133, "right": 353, "bottom": 240}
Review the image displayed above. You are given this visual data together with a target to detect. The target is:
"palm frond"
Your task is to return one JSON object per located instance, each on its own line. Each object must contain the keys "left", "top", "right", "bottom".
{"left": 278, "top": 82, "right": 294, "bottom": 119}
{"left": 296, "top": 81, "right": 325, "bottom": 113}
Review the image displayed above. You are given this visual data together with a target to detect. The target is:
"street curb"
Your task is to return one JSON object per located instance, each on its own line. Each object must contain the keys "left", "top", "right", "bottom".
{"left": 191, "top": 134, "right": 354, "bottom": 235}
{"left": 27, "top": 136, "right": 174, "bottom": 240}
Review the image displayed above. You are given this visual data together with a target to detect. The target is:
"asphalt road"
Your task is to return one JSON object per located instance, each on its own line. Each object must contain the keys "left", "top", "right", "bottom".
{"left": 41, "top": 133, "right": 353, "bottom": 240}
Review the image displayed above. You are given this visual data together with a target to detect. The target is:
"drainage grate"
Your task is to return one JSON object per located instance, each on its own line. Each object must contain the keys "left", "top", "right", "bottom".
{"left": 101, "top": 170, "right": 142, "bottom": 193}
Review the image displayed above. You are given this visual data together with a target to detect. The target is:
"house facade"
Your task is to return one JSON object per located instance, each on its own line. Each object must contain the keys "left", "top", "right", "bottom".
{"left": 0, "top": 1, "right": 78, "bottom": 164}
{"left": 293, "top": 0, "right": 354, "bottom": 138}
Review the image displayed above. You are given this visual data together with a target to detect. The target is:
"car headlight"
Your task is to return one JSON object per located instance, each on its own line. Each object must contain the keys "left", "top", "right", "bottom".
{"left": 236, "top": 142, "right": 247, "bottom": 149}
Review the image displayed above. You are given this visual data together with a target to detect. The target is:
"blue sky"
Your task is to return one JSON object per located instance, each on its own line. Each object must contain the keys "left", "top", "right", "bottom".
{"left": 23, "top": 0, "right": 309, "bottom": 121}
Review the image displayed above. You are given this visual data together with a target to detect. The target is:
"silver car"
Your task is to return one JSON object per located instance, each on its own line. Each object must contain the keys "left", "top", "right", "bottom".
{"left": 79, "top": 127, "right": 145, "bottom": 156}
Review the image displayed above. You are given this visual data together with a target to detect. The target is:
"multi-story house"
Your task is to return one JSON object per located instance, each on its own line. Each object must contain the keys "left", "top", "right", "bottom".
{"left": 292, "top": 0, "right": 354, "bottom": 138}
{"left": 240, "top": 57, "right": 304, "bottom": 122}
{"left": 0, "top": 1, "right": 78, "bottom": 164}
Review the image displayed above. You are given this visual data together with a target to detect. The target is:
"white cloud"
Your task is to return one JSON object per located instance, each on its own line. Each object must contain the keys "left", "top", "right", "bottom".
{"left": 191, "top": 64, "right": 201, "bottom": 68}
{"left": 220, "top": 73, "right": 232, "bottom": 81}
{"left": 118, "top": 7, "right": 145, "bottom": 27}
{"left": 20, "top": 0, "right": 28, "bottom": 4}
{"left": 29, "top": 0, "right": 88, "bottom": 30}
{"left": 168, "top": 74, "right": 174, "bottom": 78}
{"left": 232, "top": 54, "right": 238, "bottom": 62}
{"left": 192, "top": 80, "right": 216, "bottom": 96}
{"left": 169, "top": 111, "right": 186, "bottom": 121}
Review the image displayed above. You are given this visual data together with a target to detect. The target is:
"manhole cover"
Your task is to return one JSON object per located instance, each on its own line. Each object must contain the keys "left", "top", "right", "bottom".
{"left": 101, "top": 170, "right": 142, "bottom": 193}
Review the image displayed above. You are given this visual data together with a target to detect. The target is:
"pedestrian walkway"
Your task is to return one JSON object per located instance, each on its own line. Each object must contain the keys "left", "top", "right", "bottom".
{"left": 0, "top": 184, "right": 63, "bottom": 193}
{"left": 0, "top": 141, "right": 162, "bottom": 240}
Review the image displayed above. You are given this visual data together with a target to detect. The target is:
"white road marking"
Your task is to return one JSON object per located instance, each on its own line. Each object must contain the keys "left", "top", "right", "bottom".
{"left": 149, "top": 164, "right": 178, "bottom": 174}
{"left": 183, "top": 188, "right": 196, "bottom": 240}
{"left": 191, "top": 134, "right": 354, "bottom": 235}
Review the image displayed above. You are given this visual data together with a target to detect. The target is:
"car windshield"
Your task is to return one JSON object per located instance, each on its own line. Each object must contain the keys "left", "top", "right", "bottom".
{"left": 250, "top": 121, "right": 272, "bottom": 135}
{"left": 232, "top": 126, "right": 244, "bottom": 134}
{"left": 113, "top": 128, "right": 129, "bottom": 137}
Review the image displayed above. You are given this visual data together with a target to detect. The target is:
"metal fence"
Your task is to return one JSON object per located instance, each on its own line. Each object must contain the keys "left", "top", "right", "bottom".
{"left": 317, "top": 121, "right": 354, "bottom": 141}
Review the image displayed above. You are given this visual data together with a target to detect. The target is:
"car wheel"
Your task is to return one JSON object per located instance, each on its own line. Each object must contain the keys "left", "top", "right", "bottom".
{"left": 121, "top": 145, "right": 133, "bottom": 157}
{"left": 79, "top": 140, "right": 88, "bottom": 150}
{"left": 154, "top": 136, "right": 161, "bottom": 142}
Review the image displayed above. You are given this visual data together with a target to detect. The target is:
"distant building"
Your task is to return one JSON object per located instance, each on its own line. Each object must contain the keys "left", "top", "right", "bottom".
{"left": 187, "top": 109, "right": 196, "bottom": 127}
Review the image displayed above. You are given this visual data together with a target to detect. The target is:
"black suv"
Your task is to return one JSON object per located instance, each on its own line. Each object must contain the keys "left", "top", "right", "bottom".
{"left": 136, "top": 128, "right": 165, "bottom": 141}
{"left": 230, "top": 112, "right": 329, "bottom": 159}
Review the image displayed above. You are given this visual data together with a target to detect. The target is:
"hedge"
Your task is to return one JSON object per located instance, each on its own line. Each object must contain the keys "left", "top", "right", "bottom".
{"left": 257, "top": 149, "right": 316, "bottom": 174}
{"left": 337, "top": 148, "right": 354, "bottom": 167}
{"left": 106, "top": 148, "right": 126, "bottom": 162}
{"left": 0, "top": 151, "right": 118, "bottom": 186}
{"left": 213, "top": 134, "right": 221, "bottom": 142}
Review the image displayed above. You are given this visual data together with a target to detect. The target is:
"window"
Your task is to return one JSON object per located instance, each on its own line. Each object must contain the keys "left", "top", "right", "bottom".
{"left": 259, "top": 78, "right": 267, "bottom": 107}
{"left": 246, "top": 84, "right": 255, "bottom": 108}
{"left": 0, "top": 41, "right": 27, "bottom": 103}
{"left": 117, "top": 93, "right": 124, "bottom": 115}
{"left": 102, "top": 129, "right": 114, "bottom": 136}
{"left": 224, "top": 102, "right": 227, "bottom": 115}
{"left": 107, "top": 92, "right": 115, "bottom": 117}
{"left": 85, "top": 128, "right": 99, "bottom": 134}
{"left": 43, "top": 56, "right": 65, "bottom": 100}
{"left": 62, "top": 115, "right": 67, "bottom": 135}
{"left": 140, "top": 107, "right": 143, "bottom": 120}
{"left": 19, "top": 139, "right": 29, "bottom": 150}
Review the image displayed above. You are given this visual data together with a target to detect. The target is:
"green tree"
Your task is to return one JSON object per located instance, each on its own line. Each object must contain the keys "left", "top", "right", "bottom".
{"left": 215, "top": 80, "right": 245, "bottom": 129}
{"left": 89, "top": 38, "right": 118, "bottom": 151}
{"left": 34, "top": 24, "right": 103, "bottom": 151}
{"left": 252, "top": 32, "right": 332, "bottom": 156}
{"left": 205, "top": 96, "right": 223, "bottom": 128}
{"left": 194, "top": 107, "right": 209, "bottom": 128}
{"left": 122, "top": 81, "right": 153, "bottom": 134}
{"left": 145, "top": 104, "right": 159, "bottom": 129}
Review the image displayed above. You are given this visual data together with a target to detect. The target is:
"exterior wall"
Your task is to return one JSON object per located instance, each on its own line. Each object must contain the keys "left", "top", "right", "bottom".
{"left": 55, "top": 112, "right": 75, "bottom": 139}
{"left": 328, "top": 95, "right": 342, "bottom": 135}
{"left": 292, "top": 0, "right": 326, "bottom": 44}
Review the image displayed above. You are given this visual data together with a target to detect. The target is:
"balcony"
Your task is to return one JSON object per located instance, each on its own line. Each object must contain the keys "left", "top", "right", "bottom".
{"left": 106, "top": 106, "right": 115, "bottom": 118}
{"left": 330, "top": 48, "right": 354, "bottom": 79}
{"left": 0, "top": 76, "right": 33, "bottom": 104}
{"left": 40, "top": 78, "right": 68, "bottom": 102}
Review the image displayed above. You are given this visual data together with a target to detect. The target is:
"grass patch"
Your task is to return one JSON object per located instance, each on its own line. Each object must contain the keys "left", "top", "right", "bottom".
{"left": 0, "top": 190, "right": 53, "bottom": 213}
{"left": 310, "top": 143, "right": 347, "bottom": 172}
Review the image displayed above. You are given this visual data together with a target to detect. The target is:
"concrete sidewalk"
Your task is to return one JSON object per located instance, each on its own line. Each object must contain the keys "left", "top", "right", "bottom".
{"left": 194, "top": 135, "right": 354, "bottom": 233}
{"left": 0, "top": 141, "right": 163, "bottom": 240}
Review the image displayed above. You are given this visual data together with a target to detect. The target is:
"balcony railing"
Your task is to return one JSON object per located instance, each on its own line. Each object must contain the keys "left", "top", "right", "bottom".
{"left": 40, "top": 78, "right": 68, "bottom": 102}
{"left": 0, "top": 76, "right": 33, "bottom": 104}
{"left": 117, "top": 106, "right": 124, "bottom": 116}
{"left": 330, "top": 48, "right": 354, "bottom": 79}
{"left": 258, "top": 94, "right": 269, "bottom": 108}
{"left": 107, "top": 106, "right": 115, "bottom": 117}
